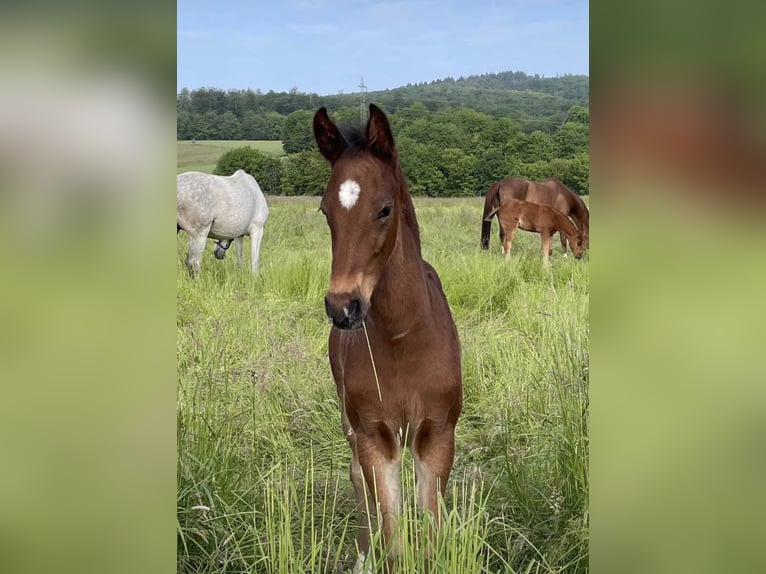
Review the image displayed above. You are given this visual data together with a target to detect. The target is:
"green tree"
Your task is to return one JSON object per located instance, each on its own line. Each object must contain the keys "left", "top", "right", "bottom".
{"left": 484, "top": 117, "right": 522, "bottom": 149}
{"left": 554, "top": 122, "right": 589, "bottom": 158}
{"left": 400, "top": 117, "right": 469, "bottom": 151}
{"left": 473, "top": 148, "right": 507, "bottom": 193}
{"left": 242, "top": 111, "right": 285, "bottom": 140}
{"left": 437, "top": 148, "right": 478, "bottom": 196}
{"left": 565, "top": 105, "right": 589, "bottom": 125}
{"left": 213, "top": 147, "right": 282, "bottom": 195}
{"left": 280, "top": 150, "right": 331, "bottom": 195}
{"left": 218, "top": 111, "right": 242, "bottom": 140}
{"left": 397, "top": 137, "right": 447, "bottom": 196}
{"left": 193, "top": 110, "right": 218, "bottom": 140}
{"left": 435, "top": 108, "right": 492, "bottom": 156}
{"left": 177, "top": 110, "right": 193, "bottom": 140}
{"left": 332, "top": 106, "right": 363, "bottom": 126}
{"left": 545, "top": 158, "right": 575, "bottom": 188}
{"left": 281, "top": 110, "right": 315, "bottom": 153}
{"left": 569, "top": 152, "right": 589, "bottom": 194}
{"left": 517, "top": 160, "right": 551, "bottom": 182}
{"left": 517, "top": 130, "right": 555, "bottom": 163}
{"left": 390, "top": 102, "right": 430, "bottom": 133}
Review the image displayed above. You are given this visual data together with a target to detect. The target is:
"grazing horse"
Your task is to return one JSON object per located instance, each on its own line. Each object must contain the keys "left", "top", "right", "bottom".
{"left": 314, "top": 104, "right": 462, "bottom": 571}
{"left": 485, "top": 198, "right": 584, "bottom": 266}
{"left": 176, "top": 170, "right": 268, "bottom": 276}
{"left": 481, "top": 177, "right": 589, "bottom": 252}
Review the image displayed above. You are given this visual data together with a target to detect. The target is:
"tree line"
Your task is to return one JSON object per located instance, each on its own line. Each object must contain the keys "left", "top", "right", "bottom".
{"left": 212, "top": 102, "right": 589, "bottom": 197}
{"left": 177, "top": 70, "right": 588, "bottom": 137}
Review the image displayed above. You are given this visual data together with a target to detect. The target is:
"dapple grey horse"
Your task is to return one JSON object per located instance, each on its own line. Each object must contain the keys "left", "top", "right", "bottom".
{"left": 177, "top": 169, "right": 269, "bottom": 276}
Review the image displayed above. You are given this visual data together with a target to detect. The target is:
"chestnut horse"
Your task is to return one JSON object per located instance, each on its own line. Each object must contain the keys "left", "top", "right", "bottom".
{"left": 481, "top": 177, "right": 589, "bottom": 252}
{"left": 313, "top": 104, "right": 462, "bottom": 571}
{"left": 485, "top": 198, "right": 584, "bottom": 266}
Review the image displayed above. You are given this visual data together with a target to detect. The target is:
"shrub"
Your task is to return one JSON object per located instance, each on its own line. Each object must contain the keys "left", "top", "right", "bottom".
{"left": 213, "top": 146, "right": 282, "bottom": 195}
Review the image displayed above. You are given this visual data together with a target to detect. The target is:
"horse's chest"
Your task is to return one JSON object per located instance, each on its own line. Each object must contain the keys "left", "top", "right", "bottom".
{"left": 339, "top": 338, "right": 458, "bottom": 423}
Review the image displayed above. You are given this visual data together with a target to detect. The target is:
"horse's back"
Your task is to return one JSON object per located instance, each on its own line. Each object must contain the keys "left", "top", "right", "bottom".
{"left": 540, "top": 178, "right": 587, "bottom": 218}
{"left": 177, "top": 170, "right": 265, "bottom": 237}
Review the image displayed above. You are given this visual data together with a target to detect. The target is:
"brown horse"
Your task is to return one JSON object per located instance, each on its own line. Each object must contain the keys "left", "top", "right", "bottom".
{"left": 481, "top": 177, "right": 589, "bottom": 252}
{"left": 313, "top": 104, "right": 462, "bottom": 571}
{"left": 485, "top": 198, "right": 584, "bottom": 266}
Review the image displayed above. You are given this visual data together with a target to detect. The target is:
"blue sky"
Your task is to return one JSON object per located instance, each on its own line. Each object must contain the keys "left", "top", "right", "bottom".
{"left": 178, "top": 0, "right": 588, "bottom": 95}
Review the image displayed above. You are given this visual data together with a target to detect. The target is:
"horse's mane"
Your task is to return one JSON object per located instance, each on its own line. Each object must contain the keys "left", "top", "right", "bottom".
{"left": 336, "top": 123, "right": 422, "bottom": 255}
{"left": 553, "top": 206, "right": 580, "bottom": 237}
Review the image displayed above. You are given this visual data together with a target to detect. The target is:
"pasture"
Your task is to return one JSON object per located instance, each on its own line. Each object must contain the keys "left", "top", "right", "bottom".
{"left": 177, "top": 196, "right": 589, "bottom": 573}
{"left": 177, "top": 140, "right": 285, "bottom": 174}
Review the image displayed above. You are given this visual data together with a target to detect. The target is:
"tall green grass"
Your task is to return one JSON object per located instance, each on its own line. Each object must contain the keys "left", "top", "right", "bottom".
{"left": 177, "top": 197, "right": 588, "bottom": 573}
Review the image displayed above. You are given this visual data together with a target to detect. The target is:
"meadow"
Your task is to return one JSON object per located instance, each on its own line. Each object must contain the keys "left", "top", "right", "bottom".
{"left": 177, "top": 196, "right": 589, "bottom": 573}
{"left": 177, "top": 140, "right": 285, "bottom": 174}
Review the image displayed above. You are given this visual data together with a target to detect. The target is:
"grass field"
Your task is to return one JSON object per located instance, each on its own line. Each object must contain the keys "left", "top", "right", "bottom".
{"left": 177, "top": 140, "right": 285, "bottom": 174}
{"left": 177, "top": 196, "right": 589, "bottom": 573}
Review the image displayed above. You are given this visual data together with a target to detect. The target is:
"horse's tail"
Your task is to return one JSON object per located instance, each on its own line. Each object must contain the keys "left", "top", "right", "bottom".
{"left": 481, "top": 182, "right": 502, "bottom": 249}
{"left": 484, "top": 206, "right": 501, "bottom": 222}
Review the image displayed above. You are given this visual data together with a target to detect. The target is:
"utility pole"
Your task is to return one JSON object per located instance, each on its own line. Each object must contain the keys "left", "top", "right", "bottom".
{"left": 358, "top": 77, "right": 368, "bottom": 122}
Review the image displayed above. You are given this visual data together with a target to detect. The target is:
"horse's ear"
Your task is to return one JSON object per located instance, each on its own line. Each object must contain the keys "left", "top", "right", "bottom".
{"left": 366, "top": 104, "right": 397, "bottom": 161}
{"left": 313, "top": 107, "right": 346, "bottom": 164}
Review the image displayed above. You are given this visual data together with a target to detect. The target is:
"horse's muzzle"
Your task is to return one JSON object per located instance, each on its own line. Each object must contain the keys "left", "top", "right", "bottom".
{"left": 325, "top": 292, "right": 368, "bottom": 330}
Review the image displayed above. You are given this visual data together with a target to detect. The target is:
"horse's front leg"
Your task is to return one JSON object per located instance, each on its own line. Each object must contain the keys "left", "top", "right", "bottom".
{"left": 541, "top": 230, "right": 553, "bottom": 266}
{"left": 413, "top": 421, "right": 456, "bottom": 561}
{"left": 185, "top": 225, "right": 211, "bottom": 277}
{"left": 357, "top": 428, "right": 402, "bottom": 571}
{"left": 349, "top": 438, "right": 372, "bottom": 574}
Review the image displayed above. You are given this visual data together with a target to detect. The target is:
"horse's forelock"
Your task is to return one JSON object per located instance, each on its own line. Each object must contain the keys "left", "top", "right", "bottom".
{"left": 337, "top": 124, "right": 367, "bottom": 154}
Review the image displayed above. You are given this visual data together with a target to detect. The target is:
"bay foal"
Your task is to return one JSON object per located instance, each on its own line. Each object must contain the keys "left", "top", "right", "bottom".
{"left": 314, "top": 104, "right": 462, "bottom": 571}
{"left": 481, "top": 177, "right": 589, "bottom": 253}
{"left": 485, "top": 198, "right": 584, "bottom": 265}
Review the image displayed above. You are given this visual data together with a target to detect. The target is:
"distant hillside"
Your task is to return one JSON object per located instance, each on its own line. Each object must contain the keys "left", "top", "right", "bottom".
{"left": 178, "top": 70, "right": 588, "bottom": 134}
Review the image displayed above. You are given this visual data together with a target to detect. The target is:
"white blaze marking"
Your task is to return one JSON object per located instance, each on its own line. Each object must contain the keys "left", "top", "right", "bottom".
{"left": 339, "top": 179, "right": 361, "bottom": 210}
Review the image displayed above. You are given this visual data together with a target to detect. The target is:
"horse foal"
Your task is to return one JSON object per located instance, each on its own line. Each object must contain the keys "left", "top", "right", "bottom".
{"left": 485, "top": 199, "right": 584, "bottom": 265}
{"left": 314, "top": 104, "right": 462, "bottom": 572}
{"left": 481, "top": 176, "right": 589, "bottom": 253}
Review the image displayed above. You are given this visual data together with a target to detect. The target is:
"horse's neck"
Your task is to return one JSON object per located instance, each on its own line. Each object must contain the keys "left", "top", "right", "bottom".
{"left": 558, "top": 213, "right": 577, "bottom": 236}
{"left": 571, "top": 196, "right": 589, "bottom": 227}
{"left": 397, "top": 175, "right": 421, "bottom": 254}
{"left": 369, "top": 220, "right": 430, "bottom": 335}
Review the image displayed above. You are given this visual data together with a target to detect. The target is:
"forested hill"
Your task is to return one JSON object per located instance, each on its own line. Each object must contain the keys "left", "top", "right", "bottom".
{"left": 177, "top": 70, "right": 589, "bottom": 137}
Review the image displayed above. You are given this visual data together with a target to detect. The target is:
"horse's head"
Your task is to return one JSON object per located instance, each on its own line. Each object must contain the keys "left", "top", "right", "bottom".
{"left": 571, "top": 233, "right": 584, "bottom": 259}
{"left": 314, "top": 104, "right": 404, "bottom": 330}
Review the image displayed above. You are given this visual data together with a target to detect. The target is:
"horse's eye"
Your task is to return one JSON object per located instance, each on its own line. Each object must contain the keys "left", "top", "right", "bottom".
{"left": 377, "top": 205, "right": 392, "bottom": 219}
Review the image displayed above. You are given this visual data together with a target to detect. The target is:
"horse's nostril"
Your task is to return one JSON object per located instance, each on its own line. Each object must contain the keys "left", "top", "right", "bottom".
{"left": 348, "top": 298, "right": 360, "bottom": 317}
